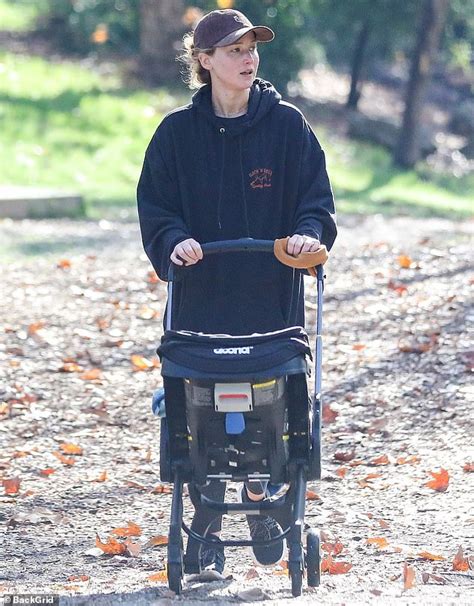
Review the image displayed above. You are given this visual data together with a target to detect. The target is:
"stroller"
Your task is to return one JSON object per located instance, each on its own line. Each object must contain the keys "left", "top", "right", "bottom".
{"left": 156, "top": 238, "right": 327, "bottom": 597}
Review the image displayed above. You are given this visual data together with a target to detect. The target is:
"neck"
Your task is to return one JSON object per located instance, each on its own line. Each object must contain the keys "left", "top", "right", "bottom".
{"left": 211, "top": 86, "right": 250, "bottom": 118}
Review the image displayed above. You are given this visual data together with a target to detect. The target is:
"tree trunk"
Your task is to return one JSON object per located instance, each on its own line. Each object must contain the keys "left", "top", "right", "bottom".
{"left": 393, "top": 0, "right": 449, "bottom": 168}
{"left": 346, "top": 20, "right": 371, "bottom": 110}
{"left": 139, "top": 0, "right": 186, "bottom": 85}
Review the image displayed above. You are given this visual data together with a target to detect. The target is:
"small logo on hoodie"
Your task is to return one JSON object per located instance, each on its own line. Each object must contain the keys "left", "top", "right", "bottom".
{"left": 249, "top": 168, "right": 272, "bottom": 190}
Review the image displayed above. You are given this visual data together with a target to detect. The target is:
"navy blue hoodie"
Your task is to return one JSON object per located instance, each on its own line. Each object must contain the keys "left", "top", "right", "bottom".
{"left": 137, "top": 79, "right": 336, "bottom": 335}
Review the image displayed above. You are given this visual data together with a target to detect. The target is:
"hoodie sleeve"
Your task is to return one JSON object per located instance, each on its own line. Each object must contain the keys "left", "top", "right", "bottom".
{"left": 292, "top": 117, "right": 337, "bottom": 251}
{"left": 136, "top": 125, "right": 190, "bottom": 281}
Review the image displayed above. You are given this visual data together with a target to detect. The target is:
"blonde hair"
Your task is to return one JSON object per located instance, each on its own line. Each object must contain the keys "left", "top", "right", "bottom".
{"left": 179, "top": 32, "right": 215, "bottom": 89}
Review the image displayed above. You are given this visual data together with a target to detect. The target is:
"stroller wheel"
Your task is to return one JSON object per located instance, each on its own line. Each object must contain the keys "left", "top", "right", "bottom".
{"left": 289, "top": 561, "right": 303, "bottom": 597}
{"left": 306, "top": 529, "right": 321, "bottom": 587}
{"left": 159, "top": 417, "right": 172, "bottom": 483}
{"left": 167, "top": 561, "right": 183, "bottom": 595}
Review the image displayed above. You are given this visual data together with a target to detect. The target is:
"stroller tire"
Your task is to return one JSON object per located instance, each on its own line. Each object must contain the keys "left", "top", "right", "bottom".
{"left": 306, "top": 529, "right": 321, "bottom": 587}
{"left": 167, "top": 561, "right": 182, "bottom": 595}
{"left": 308, "top": 398, "right": 322, "bottom": 481}
{"left": 289, "top": 562, "right": 303, "bottom": 597}
{"left": 159, "top": 417, "right": 172, "bottom": 483}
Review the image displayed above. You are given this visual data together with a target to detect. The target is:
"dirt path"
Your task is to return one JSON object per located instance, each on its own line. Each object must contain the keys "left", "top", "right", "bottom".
{"left": 0, "top": 214, "right": 473, "bottom": 605}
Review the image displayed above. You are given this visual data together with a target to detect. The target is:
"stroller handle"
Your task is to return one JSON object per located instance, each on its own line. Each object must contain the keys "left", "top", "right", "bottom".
{"left": 201, "top": 238, "right": 274, "bottom": 256}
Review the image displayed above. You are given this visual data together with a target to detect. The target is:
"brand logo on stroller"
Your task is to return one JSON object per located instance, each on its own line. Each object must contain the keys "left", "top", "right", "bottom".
{"left": 213, "top": 346, "right": 254, "bottom": 355}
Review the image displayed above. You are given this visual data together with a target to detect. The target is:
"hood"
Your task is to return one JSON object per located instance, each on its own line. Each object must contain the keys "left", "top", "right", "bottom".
{"left": 192, "top": 78, "right": 281, "bottom": 135}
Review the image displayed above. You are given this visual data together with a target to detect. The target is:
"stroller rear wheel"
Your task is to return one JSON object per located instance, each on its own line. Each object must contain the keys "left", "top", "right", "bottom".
{"left": 306, "top": 528, "right": 321, "bottom": 587}
{"left": 167, "top": 561, "right": 183, "bottom": 595}
{"left": 289, "top": 560, "right": 303, "bottom": 597}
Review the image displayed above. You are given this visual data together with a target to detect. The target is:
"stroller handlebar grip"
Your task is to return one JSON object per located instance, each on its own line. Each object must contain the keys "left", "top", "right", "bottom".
{"left": 200, "top": 238, "right": 274, "bottom": 255}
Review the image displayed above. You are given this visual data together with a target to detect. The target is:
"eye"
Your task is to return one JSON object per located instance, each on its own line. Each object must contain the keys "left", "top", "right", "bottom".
{"left": 230, "top": 47, "right": 240, "bottom": 53}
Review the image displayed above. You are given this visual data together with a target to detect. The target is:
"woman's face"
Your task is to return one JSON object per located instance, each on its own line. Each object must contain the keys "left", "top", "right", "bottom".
{"left": 199, "top": 32, "right": 259, "bottom": 92}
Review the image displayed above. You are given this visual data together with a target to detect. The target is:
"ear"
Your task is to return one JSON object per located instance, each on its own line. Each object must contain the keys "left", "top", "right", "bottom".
{"left": 198, "top": 52, "right": 212, "bottom": 72}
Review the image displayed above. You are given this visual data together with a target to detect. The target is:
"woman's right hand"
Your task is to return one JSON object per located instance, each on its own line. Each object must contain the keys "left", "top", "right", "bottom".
{"left": 170, "top": 238, "right": 203, "bottom": 266}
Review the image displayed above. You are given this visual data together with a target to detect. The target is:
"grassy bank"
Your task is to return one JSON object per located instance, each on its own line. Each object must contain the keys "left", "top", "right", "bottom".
{"left": 0, "top": 50, "right": 472, "bottom": 220}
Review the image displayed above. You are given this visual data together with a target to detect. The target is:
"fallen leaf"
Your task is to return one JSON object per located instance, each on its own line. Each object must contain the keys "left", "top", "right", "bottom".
{"left": 3, "top": 477, "right": 21, "bottom": 495}
{"left": 92, "top": 470, "right": 108, "bottom": 482}
{"left": 364, "top": 473, "right": 382, "bottom": 481}
{"left": 378, "top": 519, "right": 390, "bottom": 529}
{"left": 53, "top": 451, "right": 75, "bottom": 466}
{"left": 388, "top": 280, "right": 408, "bottom": 295}
{"left": 59, "top": 443, "right": 83, "bottom": 455}
{"left": 321, "top": 555, "right": 352, "bottom": 574}
{"left": 463, "top": 462, "right": 474, "bottom": 473}
{"left": 348, "top": 459, "right": 364, "bottom": 467}
{"left": 138, "top": 305, "right": 159, "bottom": 320}
{"left": 79, "top": 368, "right": 102, "bottom": 381}
{"left": 245, "top": 567, "right": 260, "bottom": 580}
{"left": 418, "top": 551, "right": 445, "bottom": 561}
{"left": 124, "top": 538, "right": 142, "bottom": 557}
{"left": 126, "top": 480, "right": 147, "bottom": 491}
{"left": 59, "top": 362, "right": 84, "bottom": 373}
{"left": 95, "top": 534, "right": 126, "bottom": 555}
{"left": 28, "top": 321, "right": 46, "bottom": 335}
{"left": 336, "top": 467, "right": 348, "bottom": 478}
{"left": 57, "top": 259, "right": 72, "bottom": 269}
{"left": 452, "top": 545, "right": 469, "bottom": 572}
{"left": 321, "top": 540, "right": 344, "bottom": 555}
{"left": 403, "top": 562, "right": 415, "bottom": 590}
{"left": 396, "top": 455, "right": 421, "bottom": 465}
{"left": 322, "top": 403, "right": 338, "bottom": 424}
{"left": 151, "top": 483, "right": 173, "bottom": 494}
{"left": 39, "top": 468, "right": 56, "bottom": 477}
{"left": 67, "top": 575, "right": 89, "bottom": 582}
{"left": 111, "top": 521, "right": 142, "bottom": 537}
{"left": 334, "top": 449, "right": 356, "bottom": 462}
{"left": 144, "top": 535, "right": 168, "bottom": 549}
{"left": 370, "top": 454, "right": 390, "bottom": 466}
{"left": 148, "top": 570, "right": 168, "bottom": 582}
{"left": 352, "top": 344, "right": 366, "bottom": 351}
{"left": 424, "top": 468, "right": 449, "bottom": 492}
{"left": 399, "top": 334, "right": 438, "bottom": 354}
{"left": 131, "top": 355, "right": 159, "bottom": 371}
{"left": 145, "top": 447, "right": 152, "bottom": 463}
{"left": 398, "top": 254, "right": 413, "bottom": 269}
{"left": 367, "top": 537, "right": 389, "bottom": 549}
{"left": 422, "top": 572, "right": 447, "bottom": 585}
{"left": 306, "top": 490, "right": 321, "bottom": 501}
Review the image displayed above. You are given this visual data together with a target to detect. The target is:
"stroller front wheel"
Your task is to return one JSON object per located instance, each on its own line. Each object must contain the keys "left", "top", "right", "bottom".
{"left": 306, "top": 529, "right": 321, "bottom": 587}
{"left": 167, "top": 561, "right": 183, "bottom": 595}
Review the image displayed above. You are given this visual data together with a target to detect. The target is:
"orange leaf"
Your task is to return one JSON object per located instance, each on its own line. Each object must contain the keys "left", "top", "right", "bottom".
{"left": 334, "top": 449, "right": 356, "bottom": 462}
{"left": 59, "top": 443, "right": 83, "bottom": 455}
{"left": 452, "top": 545, "right": 469, "bottom": 572}
{"left": 370, "top": 454, "right": 390, "bottom": 466}
{"left": 40, "top": 468, "right": 56, "bottom": 477}
{"left": 3, "top": 477, "right": 21, "bottom": 495}
{"left": 378, "top": 519, "right": 390, "bottom": 529}
{"left": 348, "top": 459, "right": 364, "bottom": 467}
{"left": 305, "top": 490, "right": 321, "bottom": 501}
{"left": 387, "top": 280, "right": 408, "bottom": 295}
{"left": 321, "top": 541, "right": 343, "bottom": 555}
{"left": 151, "top": 483, "right": 173, "bottom": 494}
{"left": 352, "top": 344, "right": 366, "bottom": 351}
{"left": 321, "top": 555, "right": 352, "bottom": 574}
{"left": 60, "top": 362, "right": 84, "bottom": 373}
{"left": 322, "top": 403, "right": 338, "bottom": 424}
{"left": 463, "top": 462, "right": 474, "bottom": 473}
{"left": 424, "top": 468, "right": 449, "bottom": 492}
{"left": 124, "top": 539, "right": 142, "bottom": 557}
{"left": 398, "top": 255, "right": 413, "bottom": 269}
{"left": 57, "top": 259, "right": 72, "bottom": 269}
{"left": 396, "top": 455, "right": 421, "bottom": 466}
{"left": 144, "top": 535, "right": 168, "bottom": 548}
{"left": 364, "top": 473, "right": 382, "bottom": 481}
{"left": 126, "top": 480, "right": 147, "bottom": 490}
{"left": 418, "top": 551, "right": 445, "bottom": 561}
{"left": 79, "top": 368, "right": 102, "bottom": 381}
{"left": 336, "top": 467, "right": 348, "bottom": 478}
{"left": 367, "top": 537, "right": 389, "bottom": 549}
{"left": 95, "top": 534, "right": 126, "bottom": 555}
{"left": 148, "top": 570, "right": 168, "bottom": 582}
{"left": 93, "top": 470, "right": 108, "bottom": 482}
{"left": 111, "top": 521, "right": 142, "bottom": 537}
{"left": 67, "top": 575, "right": 89, "bottom": 582}
{"left": 28, "top": 321, "right": 46, "bottom": 335}
{"left": 53, "top": 451, "right": 75, "bottom": 466}
{"left": 403, "top": 562, "right": 416, "bottom": 589}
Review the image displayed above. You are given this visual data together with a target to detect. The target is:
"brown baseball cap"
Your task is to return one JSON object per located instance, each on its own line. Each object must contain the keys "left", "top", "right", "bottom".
{"left": 193, "top": 9, "right": 275, "bottom": 49}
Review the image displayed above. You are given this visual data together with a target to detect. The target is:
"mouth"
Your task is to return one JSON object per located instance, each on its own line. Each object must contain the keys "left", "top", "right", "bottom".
{"left": 240, "top": 70, "right": 253, "bottom": 76}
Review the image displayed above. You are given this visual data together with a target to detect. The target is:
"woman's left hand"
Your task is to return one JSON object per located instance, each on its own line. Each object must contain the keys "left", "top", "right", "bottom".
{"left": 287, "top": 234, "right": 320, "bottom": 257}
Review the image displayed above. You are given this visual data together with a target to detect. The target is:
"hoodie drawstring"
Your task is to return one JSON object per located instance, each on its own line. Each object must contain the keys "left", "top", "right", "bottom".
{"left": 217, "top": 127, "right": 226, "bottom": 230}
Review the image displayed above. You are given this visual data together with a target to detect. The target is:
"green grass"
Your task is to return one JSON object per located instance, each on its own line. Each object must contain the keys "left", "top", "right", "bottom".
{"left": 0, "top": 50, "right": 472, "bottom": 220}
{"left": 0, "top": 0, "right": 45, "bottom": 32}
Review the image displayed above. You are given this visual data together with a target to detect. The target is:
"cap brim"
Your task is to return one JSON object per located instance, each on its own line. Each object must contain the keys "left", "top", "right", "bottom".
{"left": 214, "top": 26, "right": 275, "bottom": 47}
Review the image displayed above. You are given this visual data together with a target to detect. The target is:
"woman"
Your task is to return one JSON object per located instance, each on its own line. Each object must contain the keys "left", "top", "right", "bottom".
{"left": 137, "top": 8, "right": 337, "bottom": 574}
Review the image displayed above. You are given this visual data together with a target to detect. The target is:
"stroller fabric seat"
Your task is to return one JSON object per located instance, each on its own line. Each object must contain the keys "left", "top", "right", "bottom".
{"left": 157, "top": 326, "right": 312, "bottom": 378}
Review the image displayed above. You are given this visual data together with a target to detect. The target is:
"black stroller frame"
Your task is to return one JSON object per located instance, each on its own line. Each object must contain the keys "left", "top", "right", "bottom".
{"left": 158, "top": 239, "right": 325, "bottom": 597}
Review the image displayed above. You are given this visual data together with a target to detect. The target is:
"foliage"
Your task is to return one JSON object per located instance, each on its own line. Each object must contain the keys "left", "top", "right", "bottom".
{"left": 1, "top": 51, "right": 472, "bottom": 219}
{"left": 0, "top": 0, "right": 47, "bottom": 31}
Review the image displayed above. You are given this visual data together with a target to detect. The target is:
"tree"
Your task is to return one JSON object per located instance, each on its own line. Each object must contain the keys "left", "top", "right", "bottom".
{"left": 139, "top": 0, "right": 186, "bottom": 85}
{"left": 394, "top": 0, "right": 450, "bottom": 168}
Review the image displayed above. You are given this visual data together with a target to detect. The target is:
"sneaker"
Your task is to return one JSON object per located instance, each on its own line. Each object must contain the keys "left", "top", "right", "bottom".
{"left": 200, "top": 538, "right": 225, "bottom": 574}
{"left": 240, "top": 486, "right": 285, "bottom": 566}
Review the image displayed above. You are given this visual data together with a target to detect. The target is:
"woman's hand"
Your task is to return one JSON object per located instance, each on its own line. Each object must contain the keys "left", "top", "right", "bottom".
{"left": 170, "top": 238, "right": 203, "bottom": 266}
{"left": 287, "top": 234, "right": 320, "bottom": 257}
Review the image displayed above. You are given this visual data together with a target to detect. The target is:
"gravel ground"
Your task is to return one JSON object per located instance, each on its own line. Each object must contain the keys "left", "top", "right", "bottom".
{"left": 0, "top": 214, "right": 473, "bottom": 605}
